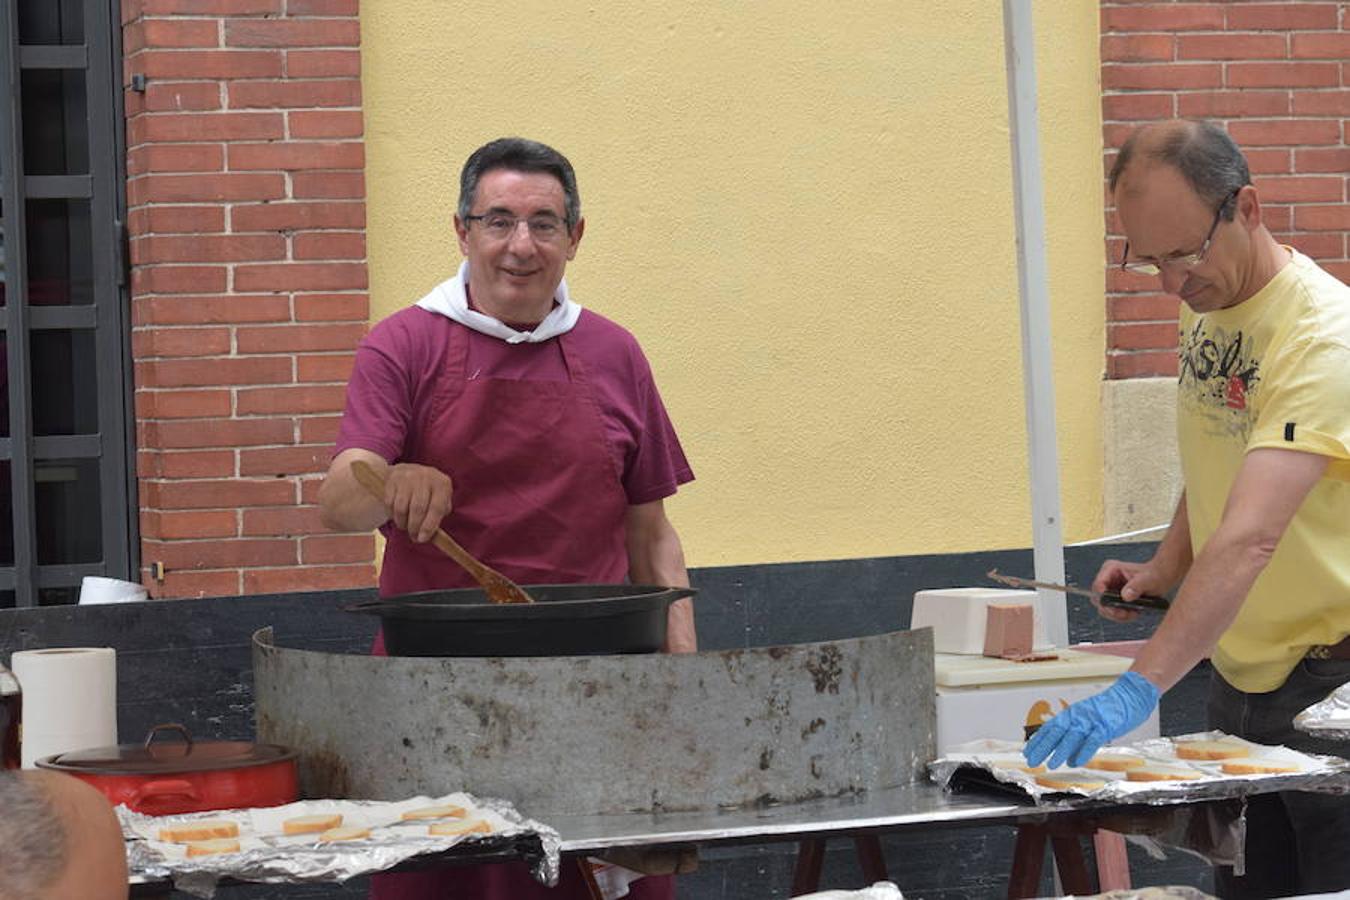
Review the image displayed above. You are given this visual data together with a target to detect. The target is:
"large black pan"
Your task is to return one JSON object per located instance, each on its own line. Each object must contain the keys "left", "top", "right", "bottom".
{"left": 344, "top": 584, "right": 696, "bottom": 657}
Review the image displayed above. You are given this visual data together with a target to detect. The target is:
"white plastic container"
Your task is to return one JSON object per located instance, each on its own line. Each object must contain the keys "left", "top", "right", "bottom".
{"left": 910, "top": 587, "right": 1050, "bottom": 654}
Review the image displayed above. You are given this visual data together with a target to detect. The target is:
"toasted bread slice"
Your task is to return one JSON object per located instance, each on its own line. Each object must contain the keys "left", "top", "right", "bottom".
{"left": 428, "top": 818, "right": 492, "bottom": 837}
{"left": 400, "top": 804, "right": 467, "bottom": 821}
{"left": 158, "top": 819, "right": 240, "bottom": 843}
{"left": 1126, "top": 765, "right": 1203, "bottom": 782}
{"left": 283, "top": 813, "right": 344, "bottom": 835}
{"left": 1174, "top": 740, "right": 1248, "bottom": 760}
{"left": 1034, "top": 771, "right": 1107, "bottom": 791}
{"left": 1085, "top": 754, "right": 1146, "bottom": 772}
{"left": 185, "top": 838, "right": 241, "bottom": 857}
{"left": 318, "top": 825, "right": 371, "bottom": 843}
{"left": 1220, "top": 758, "right": 1302, "bottom": 776}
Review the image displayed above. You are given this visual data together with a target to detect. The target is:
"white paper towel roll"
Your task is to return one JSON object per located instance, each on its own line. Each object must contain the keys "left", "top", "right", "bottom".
{"left": 11, "top": 647, "right": 117, "bottom": 768}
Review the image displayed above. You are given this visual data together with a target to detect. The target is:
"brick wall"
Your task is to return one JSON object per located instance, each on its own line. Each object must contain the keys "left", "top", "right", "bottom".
{"left": 1102, "top": 1, "right": 1350, "bottom": 379}
{"left": 123, "top": 0, "right": 375, "bottom": 597}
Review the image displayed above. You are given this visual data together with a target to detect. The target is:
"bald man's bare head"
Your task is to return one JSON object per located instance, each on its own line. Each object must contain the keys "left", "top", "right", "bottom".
{"left": 0, "top": 771, "right": 127, "bottom": 900}
{"left": 1110, "top": 119, "right": 1250, "bottom": 216}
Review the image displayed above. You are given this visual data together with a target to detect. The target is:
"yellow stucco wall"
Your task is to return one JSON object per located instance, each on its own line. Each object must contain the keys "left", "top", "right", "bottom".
{"left": 358, "top": 2, "right": 1105, "bottom": 568}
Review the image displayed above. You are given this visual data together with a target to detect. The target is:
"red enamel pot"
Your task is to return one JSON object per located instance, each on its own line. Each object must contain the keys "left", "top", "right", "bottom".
{"left": 37, "top": 723, "right": 298, "bottom": 815}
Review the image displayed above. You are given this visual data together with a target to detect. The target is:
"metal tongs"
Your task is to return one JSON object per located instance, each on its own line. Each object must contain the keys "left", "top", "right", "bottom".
{"left": 986, "top": 568, "right": 1171, "bottom": 614}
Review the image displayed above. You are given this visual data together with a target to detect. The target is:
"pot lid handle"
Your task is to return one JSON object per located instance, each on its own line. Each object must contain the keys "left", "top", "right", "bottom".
{"left": 143, "top": 722, "right": 194, "bottom": 752}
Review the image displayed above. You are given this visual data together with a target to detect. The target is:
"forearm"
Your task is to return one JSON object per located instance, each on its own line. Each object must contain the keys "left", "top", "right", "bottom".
{"left": 1148, "top": 493, "right": 1194, "bottom": 591}
{"left": 318, "top": 450, "right": 391, "bottom": 532}
{"left": 626, "top": 508, "right": 696, "bottom": 654}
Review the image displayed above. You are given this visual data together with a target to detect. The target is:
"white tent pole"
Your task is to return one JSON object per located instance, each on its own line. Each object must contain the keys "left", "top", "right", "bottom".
{"left": 1002, "top": 0, "right": 1068, "bottom": 647}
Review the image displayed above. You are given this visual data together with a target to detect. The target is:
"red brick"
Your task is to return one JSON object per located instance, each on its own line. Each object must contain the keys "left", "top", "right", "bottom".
{"left": 141, "top": 356, "right": 294, "bottom": 387}
{"left": 1245, "top": 148, "right": 1292, "bottom": 175}
{"left": 147, "top": 478, "right": 295, "bottom": 509}
{"left": 299, "top": 416, "right": 341, "bottom": 444}
{"left": 140, "top": 0, "right": 280, "bottom": 13}
{"left": 127, "top": 143, "right": 224, "bottom": 175}
{"left": 300, "top": 534, "right": 374, "bottom": 565}
{"left": 1102, "top": 5, "right": 1225, "bottom": 31}
{"left": 1322, "top": 262, "right": 1350, "bottom": 282}
{"left": 241, "top": 505, "right": 325, "bottom": 536}
{"left": 140, "top": 81, "right": 222, "bottom": 112}
{"left": 1227, "top": 119, "right": 1341, "bottom": 147}
{"left": 226, "top": 19, "right": 360, "bottom": 48}
{"left": 151, "top": 510, "right": 239, "bottom": 540}
{"left": 1225, "top": 4, "right": 1340, "bottom": 31}
{"left": 144, "top": 537, "right": 297, "bottom": 569}
{"left": 137, "top": 387, "right": 232, "bottom": 418}
{"left": 1101, "top": 64, "right": 1223, "bottom": 91}
{"left": 1106, "top": 267, "right": 1163, "bottom": 294}
{"left": 293, "top": 232, "right": 364, "bottom": 260}
{"left": 1253, "top": 175, "right": 1344, "bottom": 203}
{"left": 231, "top": 201, "right": 365, "bottom": 230}
{"left": 1101, "top": 33, "right": 1174, "bottom": 62}
{"left": 1110, "top": 321, "right": 1177, "bottom": 352}
{"left": 1107, "top": 351, "right": 1178, "bottom": 380}
{"left": 1103, "top": 122, "right": 1137, "bottom": 150}
{"left": 1292, "top": 91, "right": 1350, "bottom": 118}
{"left": 284, "top": 49, "right": 360, "bottom": 77}
{"left": 135, "top": 50, "right": 283, "bottom": 80}
{"left": 1176, "top": 91, "right": 1290, "bottom": 119}
{"left": 145, "top": 417, "right": 296, "bottom": 450}
{"left": 1227, "top": 63, "right": 1340, "bottom": 89}
{"left": 233, "top": 263, "right": 368, "bottom": 293}
{"left": 291, "top": 171, "right": 364, "bottom": 199}
{"left": 1292, "top": 34, "right": 1350, "bottom": 60}
{"left": 133, "top": 326, "right": 232, "bottom": 358}
{"left": 288, "top": 109, "right": 363, "bottom": 138}
{"left": 149, "top": 569, "right": 240, "bottom": 600}
{"left": 140, "top": 172, "right": 286, "bottom": 203}
{"left": 135, "top": 111, "right": 285, "bottom": 144}
{"left": 1108, "top": 293, "right": 1180, "bottom": 323}
{"left": 294, "top": 294, "right": 367, "bottom": 322}
{"left": 1282, "top": 232, "right": 1345, "bottom": 258}
{"left": 1294, "top": 205, "right": 1350, "bottom": 230}
{"left": 242, "top": 564, "right": 374, "bottom": 594}
{"left": 236, "top": 322, "right": 365, "bottom": 353}
{"left": 134, "top": 265, "right": 228, "bottom": 295}
{"left": 228, "top": 79, "right": 360, "bottom": 109}
{"left": 135, "top": 233, "right": 286, "bottom": 264}
{"left": 296, "top": 353, "right": 356, "bottom": 381}
{"left": 1262, "top": 205, "right": 1292, "bottom": 232}
{"left": 133, "top": 205, "right": 227, "bottom": 234}
{"left": 237, "top": 384, "right": 347, "bottom": 415}
{"left": 1295, "top": 147, "right": 1350, "bottom": 173}
{"left": 239, "top": 445, "right": 330, "bottom": 476}
{"left": 286, "top": 0, "right": 357, "bottom": 14}
{"left": 141, "top": 18, "right": 220, "bottom": 48}
{"left": 228, "top": 141, "right": 363, "bottom": 171}
{"left": 1101, "top": 93, "right": 1174, "bottom": 121}
{"left": 1177, "top": 34, "right": 1287, "bottom": 61}
{"left": 140, "top": 449, "right": 236, "bottom": 479}
{"left": 134, "top": 294, "right": 291, "bottom": 325}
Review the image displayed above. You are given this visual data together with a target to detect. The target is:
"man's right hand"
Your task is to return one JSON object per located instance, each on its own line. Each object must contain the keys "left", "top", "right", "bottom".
{"left": 1091, "top": 559, "right": 1173, "bottom": 623}
{"left": 383, "top": 462, "right": 454, "bottom": 543}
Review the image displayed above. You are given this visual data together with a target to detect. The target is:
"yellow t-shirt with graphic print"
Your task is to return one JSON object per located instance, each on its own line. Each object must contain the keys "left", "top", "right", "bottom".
{"left": 1177, "top": 249, "right": 1350, "bottom": 693}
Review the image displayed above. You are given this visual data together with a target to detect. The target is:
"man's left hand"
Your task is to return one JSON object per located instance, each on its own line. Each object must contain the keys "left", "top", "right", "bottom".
{"left": 1024, "top": 671, "right": 1160, "bottom": 769}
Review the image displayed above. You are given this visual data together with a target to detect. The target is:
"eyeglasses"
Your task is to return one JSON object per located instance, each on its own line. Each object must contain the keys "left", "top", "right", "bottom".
{"left": 464, "top": 212, "right": 570, "bottom": 243}
{"left": 1120, "top": 187, "right": 1241, "bottom": 277}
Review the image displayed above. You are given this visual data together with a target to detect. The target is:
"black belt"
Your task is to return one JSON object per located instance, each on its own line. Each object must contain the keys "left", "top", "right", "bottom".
{"left": 1308, "top": 635, "right": 1350, "bottom": 660}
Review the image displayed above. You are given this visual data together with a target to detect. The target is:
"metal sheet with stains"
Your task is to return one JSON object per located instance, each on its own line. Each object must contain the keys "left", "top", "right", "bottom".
{"left": 253, "top": 626, "right": 935, "bottom": 816}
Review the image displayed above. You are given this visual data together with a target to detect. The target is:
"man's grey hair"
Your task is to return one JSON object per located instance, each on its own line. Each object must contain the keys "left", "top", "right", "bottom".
{"left": 457, "top": 137, "right": 581, "bottom": 228}
{"left": 0, "top": 773, "right": 69, "bottom": 900}
{"left": 1109, "top": 119, "right": 1251, "bottom": 220}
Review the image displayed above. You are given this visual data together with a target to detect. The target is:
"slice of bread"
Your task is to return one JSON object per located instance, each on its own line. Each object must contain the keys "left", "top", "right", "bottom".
{"left": 400, "top": 804, "right": 467, "bottom": 821}
{"left": 428, "top": 818, "right": 493, "bottom": 837}
{"left": 1174, "top": 740, "right": 1248, "bottom": 760}
{"left": 1085, "top": 754, "right": 1146, "bottom": 772}
{"left": 185, "top": 838, "right": 241, "bottom": 857}
{"left": 283, "top": 813, "right": 344, "bottom": 835}
{"left": 158, "top": 819, "right": 240, "bottom": 843}
{"left": 318, "top": 825, "right": 371, "bottom": 843}
{"left": 1033, "top": 771, "right": 1107, "bottom": 791}
{"left": 1126, "top": 765, "right": 1203, "bottom": 782}
{"left": 1220, "top": 758, "right": 1302, "bottom": 776}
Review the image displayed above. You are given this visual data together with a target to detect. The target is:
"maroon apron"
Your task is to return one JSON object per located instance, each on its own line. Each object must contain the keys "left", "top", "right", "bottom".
{"left": 370, "top": 321, "right": 673, "bottom": 900}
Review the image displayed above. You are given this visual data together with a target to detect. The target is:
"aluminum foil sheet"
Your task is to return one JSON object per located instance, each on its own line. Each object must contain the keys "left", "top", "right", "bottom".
{"left": 1295, "top": 683, "right": 1350, "bottom": 741}
{"left": 1056, "top": 889, "right": 1217, "bottom": 900}
{"left": 928, "top": 731, "right": 1350, "bottom": 806}
{"left": 121, "top": 792, "right": 560, "bottom": 898}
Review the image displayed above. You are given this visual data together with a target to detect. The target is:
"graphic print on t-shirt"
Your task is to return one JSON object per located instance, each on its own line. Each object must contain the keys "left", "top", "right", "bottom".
{"left": 1178, "top": 320, "right": 1262, "bottom": 441}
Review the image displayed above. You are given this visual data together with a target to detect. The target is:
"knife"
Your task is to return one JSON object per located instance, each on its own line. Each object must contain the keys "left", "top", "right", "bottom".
{"left": 986, "top": 568, "right": 1171, "bottom": 614}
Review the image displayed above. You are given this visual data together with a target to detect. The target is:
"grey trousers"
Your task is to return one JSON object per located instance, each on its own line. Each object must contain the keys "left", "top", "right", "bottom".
{"left": 1207, "top": 658, "right": 1350, "bottom": 899}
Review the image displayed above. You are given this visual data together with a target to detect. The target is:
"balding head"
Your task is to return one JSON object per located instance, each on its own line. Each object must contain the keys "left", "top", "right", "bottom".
{"left": 0, "top": 771, "right": 128, "bottom": 900}
{"left": 1110, "top": 119, "right": 1251, "bottom": 218}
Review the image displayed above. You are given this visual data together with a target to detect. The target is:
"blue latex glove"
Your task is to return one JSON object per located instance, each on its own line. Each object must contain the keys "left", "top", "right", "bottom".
{"left": 1023, "top": 671, "right": 1160, "bottom": 769}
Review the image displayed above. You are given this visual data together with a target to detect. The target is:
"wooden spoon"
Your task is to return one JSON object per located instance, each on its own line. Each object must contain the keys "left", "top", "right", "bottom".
{"left": 350, "top": 459, "right": 533, "bottom": 605}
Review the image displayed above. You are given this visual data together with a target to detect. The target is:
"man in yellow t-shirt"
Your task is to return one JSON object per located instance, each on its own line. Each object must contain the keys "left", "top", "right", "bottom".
{"left": 1024, "top": 120, "right": 1350, "bottom": 897}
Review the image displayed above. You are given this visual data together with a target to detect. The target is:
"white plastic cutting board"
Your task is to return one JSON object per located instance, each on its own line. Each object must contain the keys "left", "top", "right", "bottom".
{"left": 935, "top": 648, "right": 1131, "bottom": 688}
